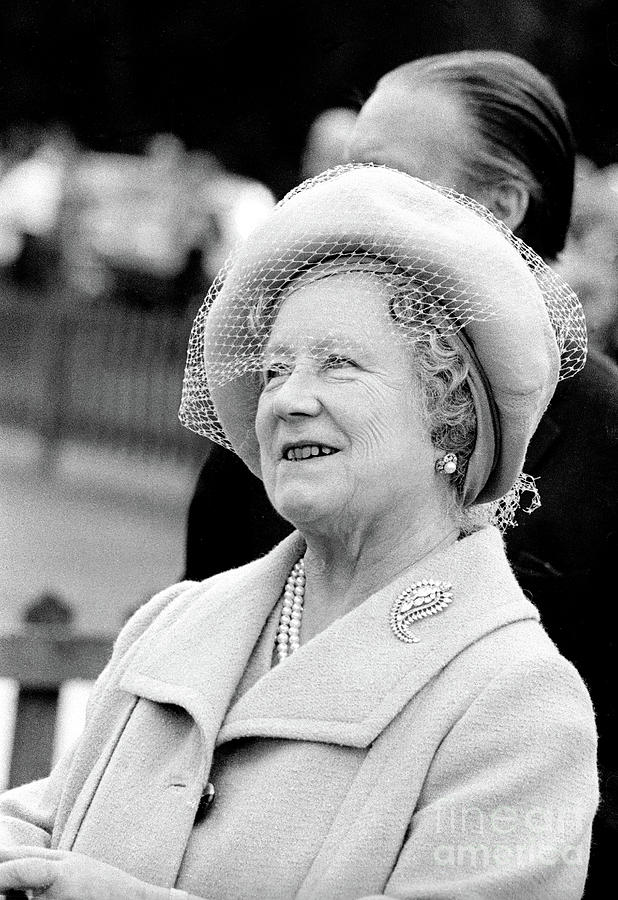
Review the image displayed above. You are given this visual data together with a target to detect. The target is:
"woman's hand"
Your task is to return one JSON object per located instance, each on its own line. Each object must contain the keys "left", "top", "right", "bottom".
{"left": 0, "top": 846, "right": 170, "bottom": 900}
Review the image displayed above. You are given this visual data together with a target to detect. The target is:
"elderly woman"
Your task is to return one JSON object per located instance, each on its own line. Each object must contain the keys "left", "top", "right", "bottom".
{"left": 0, "top": 165, "right": 596, "bottom": 899}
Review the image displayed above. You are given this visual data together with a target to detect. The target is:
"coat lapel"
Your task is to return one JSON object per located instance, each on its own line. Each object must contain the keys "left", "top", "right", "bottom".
{"left": 87, "top": 533, "right": 305, "bottom": 884}
{"left": 118, "top": 531, "right": 305, "bottom": 742}
{"left": 119, "top": 527, "right": 538, "bottom": 752}
{"left": 220, "top": 527, "right": 540, "bottom": 748}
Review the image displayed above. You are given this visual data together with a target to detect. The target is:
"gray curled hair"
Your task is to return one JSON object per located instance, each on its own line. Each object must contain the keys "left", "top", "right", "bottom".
{"left": 390, "top": 284, "right": 482, "bottom": 529}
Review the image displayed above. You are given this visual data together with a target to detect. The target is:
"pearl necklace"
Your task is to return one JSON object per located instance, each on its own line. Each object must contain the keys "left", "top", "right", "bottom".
{"left": 275, "top": 535, "right": 459, "bottom": 662}
{"left": 275, "top": 558, "right": 305, "bottom": 663}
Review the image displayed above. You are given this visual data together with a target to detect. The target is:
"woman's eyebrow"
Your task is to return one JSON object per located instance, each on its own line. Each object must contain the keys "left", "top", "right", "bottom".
{"left": 263, "top": 334, "right": 368, "bottom": 358}
{"left": 310, "top": 335, "right": 367, "bottom": 354}
{"left": 262, "top": 340, "right": 294, "bottom": 360}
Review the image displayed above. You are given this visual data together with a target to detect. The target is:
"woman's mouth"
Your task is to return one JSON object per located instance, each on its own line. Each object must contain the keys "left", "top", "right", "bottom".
{"left": 283, "top": 444, "right": 340, "bottom": 461}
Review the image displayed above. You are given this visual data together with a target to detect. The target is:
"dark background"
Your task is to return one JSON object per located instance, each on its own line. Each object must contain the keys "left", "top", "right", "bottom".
{"left": 1, "top": 0, "right": 617, "bottom": 196}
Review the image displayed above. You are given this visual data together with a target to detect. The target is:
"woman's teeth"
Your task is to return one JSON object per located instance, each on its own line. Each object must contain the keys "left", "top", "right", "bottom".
{"left": 285, "top": 445, "right": 335, "bottom": 461}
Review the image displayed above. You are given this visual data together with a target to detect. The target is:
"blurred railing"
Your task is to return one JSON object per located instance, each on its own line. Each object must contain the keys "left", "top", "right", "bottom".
{"left": 0, "top": 592, "right": 111, "bottom": 791}
{"left": 0, "top": 292, "right": 204, "bottom": 469}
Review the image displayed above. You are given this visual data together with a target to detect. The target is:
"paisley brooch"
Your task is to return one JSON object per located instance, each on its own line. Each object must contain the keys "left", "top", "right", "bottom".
{"left": 389, "top": 579, "right": 453, "bottom": 644}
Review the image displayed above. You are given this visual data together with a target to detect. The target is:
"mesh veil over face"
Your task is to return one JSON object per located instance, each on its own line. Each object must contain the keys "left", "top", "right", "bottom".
{"left": 179, "top": 165, "right": 586, "bottom": 527}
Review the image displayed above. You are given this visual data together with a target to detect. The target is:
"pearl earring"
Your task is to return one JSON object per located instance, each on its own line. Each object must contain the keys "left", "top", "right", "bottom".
{"left": 435, "top": 452, "right": 458, "bottom": 475}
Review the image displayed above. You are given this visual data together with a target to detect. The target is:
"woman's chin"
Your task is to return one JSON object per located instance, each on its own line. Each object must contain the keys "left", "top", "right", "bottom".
{"left": 273, "top": 485, "right": 340, "bottom": 532}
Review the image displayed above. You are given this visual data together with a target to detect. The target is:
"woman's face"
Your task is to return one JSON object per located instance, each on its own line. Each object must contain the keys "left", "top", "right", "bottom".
{"left": 255, "top": 273, "right": 442, "bottom": 539}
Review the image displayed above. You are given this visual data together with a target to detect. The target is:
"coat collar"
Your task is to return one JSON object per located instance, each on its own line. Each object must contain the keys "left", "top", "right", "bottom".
{"left": 119, "top": 527, "right": 538, "bottom": 749}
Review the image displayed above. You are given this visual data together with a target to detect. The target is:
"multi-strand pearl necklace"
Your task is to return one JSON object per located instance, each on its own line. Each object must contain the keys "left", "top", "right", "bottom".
{"left": 274, "top": 537, "right": 457, "bottom": 662}
{"left": 275, "top": 558, "right": 305, "bottom": 663}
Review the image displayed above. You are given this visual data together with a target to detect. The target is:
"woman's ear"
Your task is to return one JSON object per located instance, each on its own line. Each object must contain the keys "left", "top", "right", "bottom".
{"left": 485, "top": 180, "right": 530, "bottom": 232}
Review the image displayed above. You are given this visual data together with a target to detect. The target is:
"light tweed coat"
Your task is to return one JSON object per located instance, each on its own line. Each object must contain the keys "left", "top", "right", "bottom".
{"left": 0, "top": 527, "right": 598, "bottom": 899}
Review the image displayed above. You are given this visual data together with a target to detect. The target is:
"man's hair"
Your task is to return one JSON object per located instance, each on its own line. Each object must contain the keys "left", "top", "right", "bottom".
{"left": 379, "top": 51, "right": 575, "bottom": 261}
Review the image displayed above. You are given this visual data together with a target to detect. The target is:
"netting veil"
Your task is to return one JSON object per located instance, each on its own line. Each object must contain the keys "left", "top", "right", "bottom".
{"left": 179, "top": 164, "right": 586, "bottom": 527}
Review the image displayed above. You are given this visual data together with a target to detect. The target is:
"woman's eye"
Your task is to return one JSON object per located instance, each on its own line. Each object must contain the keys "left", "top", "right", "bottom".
{"left": 323, "top": 354, "right": 357, "bottom": 371}
{"left": 262, "top": 363, "right": 291, "bottom": 385}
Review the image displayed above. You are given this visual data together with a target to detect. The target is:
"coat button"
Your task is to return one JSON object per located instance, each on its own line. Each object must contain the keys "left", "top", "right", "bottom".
{"left": 195, "top": 782, "right": 216, "bottom": 823}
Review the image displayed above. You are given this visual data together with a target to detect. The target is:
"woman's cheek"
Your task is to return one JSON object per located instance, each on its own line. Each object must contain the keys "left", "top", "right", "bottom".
{"left": 356, "top": 413, "right": 394, "bottom": 457}
{"left": 340, "top": 395, "right": 400, "bottom": 458}
{"left": 255, "top": 396, "right": 274, "bottom": 448}
{"left": 255, "top": 402, "right": 277, "bottom": 490}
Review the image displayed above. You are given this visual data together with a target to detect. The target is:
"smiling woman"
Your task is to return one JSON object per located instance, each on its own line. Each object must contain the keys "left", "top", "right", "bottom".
{"left": 256, "top": 269, "right": 479, "bottom": 518}
{"left": 255, "top": 273, "right": 443, "bottom": 541}
{"left": 0, "top": 165, "right": 596, "bottom": 900}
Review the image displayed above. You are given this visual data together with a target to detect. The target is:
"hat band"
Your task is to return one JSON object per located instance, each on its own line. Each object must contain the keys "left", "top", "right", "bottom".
{"left": 450, "top": 330, "right": 501, "bottom": 506}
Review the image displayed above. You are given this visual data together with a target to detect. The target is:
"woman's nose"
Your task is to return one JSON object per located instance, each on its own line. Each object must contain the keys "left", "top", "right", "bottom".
{"left": 271, "top": 368, "right": 322, "bottom": 419}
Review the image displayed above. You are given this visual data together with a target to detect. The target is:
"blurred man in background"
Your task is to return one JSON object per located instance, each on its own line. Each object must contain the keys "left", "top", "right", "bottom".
{"left": 299, "top": 107, "right": 359, "bottom": 179}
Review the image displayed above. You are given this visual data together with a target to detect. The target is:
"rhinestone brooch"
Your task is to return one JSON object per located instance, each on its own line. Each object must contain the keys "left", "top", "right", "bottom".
{"left": 389, "top": 579, "right": 454, "bottom": 644}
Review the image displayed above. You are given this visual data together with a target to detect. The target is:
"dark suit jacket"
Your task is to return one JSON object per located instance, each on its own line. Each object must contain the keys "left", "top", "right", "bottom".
{"left": 184, "top": 442, "right": 292, "bottom": 580}
{"left": 506, "top": 348, "right": 618, "bottom": 898}
{"left": 184, "top": 348, "right": 617, "bottom": 896}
